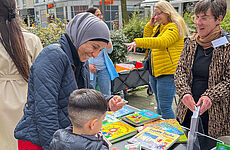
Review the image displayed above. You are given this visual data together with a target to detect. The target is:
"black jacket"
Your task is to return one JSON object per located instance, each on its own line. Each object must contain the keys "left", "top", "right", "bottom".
{"left": 50, "top": 127, "right": 109, "bottom": 150}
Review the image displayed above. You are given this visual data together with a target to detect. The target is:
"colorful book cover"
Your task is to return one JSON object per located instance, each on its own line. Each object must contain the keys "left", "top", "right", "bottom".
{"left": 142, "top": 119, "right": 187, "bottom": 143}
{"left": 216, "top": 142, "right": 230, "bottom": 150}
{"left": 103, "top": 113, "right": 119, "bottom": 126}
{"left": 144, "top": 121, "right": 184, "bottom": 135}
{"left": 100, "top": 121, "right": 138, "bottom": 143}
{"left": 107, "top": 105, "right": 134, "bottom": 118}
{"left": 123, "top": 110, "right": 161, "bottom": 126}
{"left": 125, "top": 143, "right": 141, "bottom": 150}
{"left": 164, "top": 119, "right": 188, "bottom": 143}
{"left": 128, "top": 127, "right": 180, "bottom": 150}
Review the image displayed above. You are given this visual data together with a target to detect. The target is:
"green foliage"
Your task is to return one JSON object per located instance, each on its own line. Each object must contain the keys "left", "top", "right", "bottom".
{"left": 122, "top": 11, "right": 150, "bottom": 53}
{"left": 110, "top": 30, "right": 129, "bottom": 64}
{"left": 26, "top": 18, "right": 65, "bottom": 47}
{"left": 183, "top": 11, "right": 230, "bottom": 34}
{"left": 221, "top": 12, "right": 230, "bottom": 33}
{"left": 183, "top": 12, "right": 196, "bottom": 34}
{"left": 27, "top": 18, "right": 129, "bottom": 64}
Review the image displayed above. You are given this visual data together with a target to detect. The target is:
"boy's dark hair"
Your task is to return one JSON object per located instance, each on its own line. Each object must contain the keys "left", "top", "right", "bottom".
{"left": 194, "top": 0, "right": 227, "bottom": 21}
{"left": 68, "top": 89, "right": 108, "bottom": 128}
{"left": 86, "top": 7, "right": 99, "bottom": 15}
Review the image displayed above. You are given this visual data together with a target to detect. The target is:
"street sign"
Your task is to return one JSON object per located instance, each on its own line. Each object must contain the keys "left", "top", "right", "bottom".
{"left": 100, "top": 0, "right": 113, "bottom": 5}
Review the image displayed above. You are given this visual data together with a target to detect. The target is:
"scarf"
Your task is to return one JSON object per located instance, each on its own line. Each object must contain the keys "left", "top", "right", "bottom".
{"left": 191, "top": 25, "right": 222, "bottom": 49}
{"left": 65, "top": 12, "right": 110, "bottom": 51}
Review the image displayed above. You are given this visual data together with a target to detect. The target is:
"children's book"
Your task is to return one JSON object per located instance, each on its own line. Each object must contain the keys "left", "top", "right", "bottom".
{"left": 103, "top": 113, "right": 119, "bottom": 126}
{"left": 144, "top": 121, "right": 184, "bottom": 135}
{"left": 122, "top": 110, "right": 161, "bottom": 126}
{"left": 128, "top": 127, "right": 180, "bottom": 150}
{"left": 216, "top": 142, "right": 230, "bottom": 150}
{"left": 142, "top": 119, "right": 187, "bottom": 143}
{"left": 107, "top": 105, "right": 135, "bottom": 118}
{"left": 165, "top": 119, "right": 188, "bottom": 143}
{"left": 100, "top": 121, "right": 138, "bottom": 143}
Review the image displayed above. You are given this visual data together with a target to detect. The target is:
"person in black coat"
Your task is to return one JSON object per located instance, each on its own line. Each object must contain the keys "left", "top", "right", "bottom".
{"left": 14, "top": 12, "right": 124, "bottom": 150}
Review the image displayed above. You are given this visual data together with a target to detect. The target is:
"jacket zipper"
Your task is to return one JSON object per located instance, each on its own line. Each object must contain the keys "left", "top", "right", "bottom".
{"left": 166, "top": 48, "right": 173, "bottom": 64}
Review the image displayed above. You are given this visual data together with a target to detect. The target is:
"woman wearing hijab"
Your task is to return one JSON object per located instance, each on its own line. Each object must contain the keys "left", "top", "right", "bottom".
{"left": 0, "top": 0, "right": 43, "bottom": 149}
{"left": 14, "top": 12, "right": 124, "bottom": 150}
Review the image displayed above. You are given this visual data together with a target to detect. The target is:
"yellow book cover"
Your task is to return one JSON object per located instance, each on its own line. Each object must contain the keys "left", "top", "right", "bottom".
{"left": 144, "top": 119, "right": 187, "bottom": 143}
{"left": 128, "top": 127, "right": 180, "bottom": 150}
{"left": 100, "top": 121, "right": 138, "bottom": 143}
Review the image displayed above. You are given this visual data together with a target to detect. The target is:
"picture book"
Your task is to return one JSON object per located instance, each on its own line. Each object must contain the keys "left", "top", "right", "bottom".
{"left": 107, "top": 105, "right": 134, "bottom": 118}
{"left": 103, "top": 113, "right": 119, "bottom": 126}
{"left": 100, "top": 121, "right": 138, "bottom": 143}
{"left": 216, "top": 142, "right": 230, "bottom": 150}
{"left": 125, "top": 143, "right": 141, "bottom": 150}
{"left": 122, "top": 110, "right": 161, "bottom": 126}
{"left": 128, "top": 127, "right": 180, "bottom": 150}
{"left": 165, "top": 119, "right": 188, "bottom": 143}
{"left": 144, "top": 121, "right": 184, "bottom": 135}
{"left": 143, "top": 119, "right": 187, "bottom": 143}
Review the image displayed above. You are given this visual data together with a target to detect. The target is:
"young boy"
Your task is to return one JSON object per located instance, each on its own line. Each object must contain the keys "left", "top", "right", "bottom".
{"left": 50, "top": 89, "right": 118, "bottom": 150}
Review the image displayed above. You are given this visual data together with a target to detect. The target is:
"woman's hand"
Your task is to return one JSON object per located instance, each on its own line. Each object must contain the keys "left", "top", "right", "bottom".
{"left": 182, "top": 94, "right": 196, "bottom": 112}
{"left": 108, "top": 95, "right": 125, "bottom": 112}
{"left": 123, "top": 42, "right": 136, "bottom": 53}
{"left": 89, "top": 64, "right": 97, "bottom": 73}
{"left": 149, "top": 15, "right": 156, "bottom": 27}
{"left": 196, "top": 96, "right": 212, "bottom": 115}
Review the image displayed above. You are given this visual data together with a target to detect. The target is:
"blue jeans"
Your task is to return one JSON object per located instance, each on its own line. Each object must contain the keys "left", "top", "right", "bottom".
{"left": 90, "top": 68, "right": 111, "bottom": 96}
{"left": 149, "top": 74, "right": 176, "bottom": 119}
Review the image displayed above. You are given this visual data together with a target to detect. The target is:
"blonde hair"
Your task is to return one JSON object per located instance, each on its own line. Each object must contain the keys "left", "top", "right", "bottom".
{"left": 155, "top": 0, "right": 189, "bottom": 38}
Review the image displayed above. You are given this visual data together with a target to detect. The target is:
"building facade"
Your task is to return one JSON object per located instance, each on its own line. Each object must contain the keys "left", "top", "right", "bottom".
{"left": 33, "top": 0, "right": 143, "bottom": 29}
{"left": 17, "top": 0, "right": 35, "bottom": 26}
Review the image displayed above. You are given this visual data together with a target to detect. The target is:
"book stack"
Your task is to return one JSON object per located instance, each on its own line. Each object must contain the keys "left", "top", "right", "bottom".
{"left": 128, "top": 127, "right": 180, "bottom": 150}
{"left": 122, "top": 110, "right": 161, "bottom": 126}
{"left": 142, "top": 119, "right": 187, "bottom": 143}
{"left": 100, "top": 121, "right": 138, "bottom": 143}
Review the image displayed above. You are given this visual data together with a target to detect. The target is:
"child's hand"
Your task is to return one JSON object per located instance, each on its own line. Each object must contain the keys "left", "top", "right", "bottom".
{"left": 108, "top": 96, "right": 125, "bottom": 112}
{"left": 112, "top": 147, "right": 119, "bottom": 150}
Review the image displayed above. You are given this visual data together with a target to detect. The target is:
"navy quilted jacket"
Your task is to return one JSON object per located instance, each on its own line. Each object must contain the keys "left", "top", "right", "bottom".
{"left": 14, "top": 34, "right": 90, "bottom": 150}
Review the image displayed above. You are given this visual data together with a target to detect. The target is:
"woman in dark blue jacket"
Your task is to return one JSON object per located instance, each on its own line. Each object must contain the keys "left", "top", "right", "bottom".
{"left": 14, "top": 12, "right": 124, "bottom": 150}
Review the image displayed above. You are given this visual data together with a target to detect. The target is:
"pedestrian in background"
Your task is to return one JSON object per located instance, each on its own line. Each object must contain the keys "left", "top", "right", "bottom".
{"left": 86, "top": 7, "right": 119, "bottom": 97}
{"left": 0, "top": 0, "right": 43, "bottom": 149}
{"left": 124, "top": 1, "right": 189, "bottom": 119}
{"left": 175, "top": 0, "right": 230, "bottom": 137}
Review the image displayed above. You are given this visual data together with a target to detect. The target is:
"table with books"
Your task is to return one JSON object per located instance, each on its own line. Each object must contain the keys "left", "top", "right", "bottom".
{"left": 101, "top": 105, "right": 223, "bottom": 150}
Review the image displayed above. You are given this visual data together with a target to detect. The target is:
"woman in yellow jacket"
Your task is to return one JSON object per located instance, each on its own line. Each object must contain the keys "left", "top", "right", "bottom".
{"left": 124, "top": 1, "right": 189, "bottom": 119}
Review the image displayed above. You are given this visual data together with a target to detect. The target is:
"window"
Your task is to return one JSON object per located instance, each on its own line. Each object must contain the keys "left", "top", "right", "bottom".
{"left": 94, "top": 5, "right": 119, "bottom": 30}
{"left": 56, "top": 7, "right": 64, "bottom": 19}
{"left": 71, "top": 5, "right": 88, "bottom": 18}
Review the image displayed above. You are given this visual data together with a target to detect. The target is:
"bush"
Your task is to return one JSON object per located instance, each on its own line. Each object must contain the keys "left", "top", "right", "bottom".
{"left": 122, "top": 11, "right": 150, "bottom": 53}
{"left": 26, "top": 18, "right": 65, "bottom": 47}
{"left": 221, "top": 12, "right": 230, "bottom": 33}
{"left": 27, "top": 19, "right": 128, "bottom": 64}
{"left": 110, "top": 29, "right": 129, "bottom": 64}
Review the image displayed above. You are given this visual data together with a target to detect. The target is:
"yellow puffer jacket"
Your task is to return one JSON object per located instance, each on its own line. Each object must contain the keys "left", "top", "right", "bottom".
{"left": 134, "top": 22, "right": 184, "bottom": 77}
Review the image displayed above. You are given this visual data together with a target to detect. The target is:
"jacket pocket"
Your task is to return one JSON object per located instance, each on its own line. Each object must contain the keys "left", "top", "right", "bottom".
{"left": 166, "top": 48, "right": 173, "bottom": 64}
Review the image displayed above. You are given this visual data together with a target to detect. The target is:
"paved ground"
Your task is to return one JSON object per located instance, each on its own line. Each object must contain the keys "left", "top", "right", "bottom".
{"left": 121, "top": 52, "right": 178, "bottom": 116}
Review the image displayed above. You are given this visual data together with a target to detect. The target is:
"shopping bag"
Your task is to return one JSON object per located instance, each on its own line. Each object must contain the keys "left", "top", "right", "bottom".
{"left": 186, "top": 105, "right": 204, "bottom": 150}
